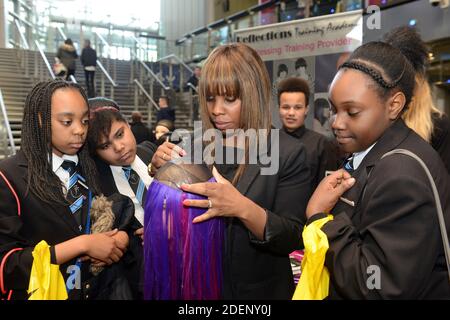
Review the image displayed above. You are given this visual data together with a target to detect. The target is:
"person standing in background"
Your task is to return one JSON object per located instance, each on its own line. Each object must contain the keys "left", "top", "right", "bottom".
{"left": 81, "top": 40, "right": 97, "bottom": 98}
{"left": 186, "top": 66, "right": 201, "bottom": 91}
{"left": 278, "top": 77, "right": 339, "bottom": 190}
{"left": 130, "top": 111, "right": 155, "bottom": 144}
{"left": 156, "top": 96, "right": 176, "bottom": 123}
{"left": 186, "top": 66, "right": 202, "bottom": 121}
{"left": 57, "top": 38, "right": 78, "bottom": 81}
{"left": 383, "top": 26, "right": 450, "bottom": 174}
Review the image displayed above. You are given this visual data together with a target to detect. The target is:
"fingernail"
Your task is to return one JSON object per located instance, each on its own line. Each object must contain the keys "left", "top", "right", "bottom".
{"left": 181, "top": 184, "right": 189, "bottom": 190}
{"left": 181, "top": 150, "right": 187, "bottom": 156}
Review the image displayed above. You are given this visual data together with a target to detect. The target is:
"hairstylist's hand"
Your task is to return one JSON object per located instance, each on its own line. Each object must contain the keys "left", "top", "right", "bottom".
{"left": 150, "top": 141, "right": 186, "bottom": 175}
{"left": 181, "top": 167, "right": 258, "bottom": 223}
{"left": 306, "top": 169, "right": 356, "bottom": 219}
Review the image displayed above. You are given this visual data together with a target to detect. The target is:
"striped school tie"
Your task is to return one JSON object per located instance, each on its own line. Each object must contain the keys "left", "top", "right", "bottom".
{"left": 122, "top": 166, "right": 148, "bottom": 207}
{"left": 61, "top": 160, "right": 85, "bottom": 231}
{"left": 343, "top": 157, "right": 354, "bottom": 174}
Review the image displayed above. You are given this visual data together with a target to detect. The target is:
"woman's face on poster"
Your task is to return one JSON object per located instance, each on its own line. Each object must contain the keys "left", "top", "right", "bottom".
{"left": 322, "top": 107, "right": 330, "bottom": 119}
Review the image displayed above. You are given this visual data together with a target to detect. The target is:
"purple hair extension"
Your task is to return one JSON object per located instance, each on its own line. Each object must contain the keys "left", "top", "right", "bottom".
{"left": 143, "top": 178, "right": 225, "bottom": 300}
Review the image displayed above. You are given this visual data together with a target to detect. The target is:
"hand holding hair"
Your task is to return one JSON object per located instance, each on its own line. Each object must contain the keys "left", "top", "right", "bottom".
{"left": 181, "top": 167, "right": 250, "bottom": 222}
{"left": 181, "top": 167, "right": 267, "bottom": 239}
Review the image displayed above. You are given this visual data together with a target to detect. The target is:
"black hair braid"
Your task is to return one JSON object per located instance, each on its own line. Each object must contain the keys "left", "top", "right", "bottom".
{"left": 340, "top": 61, "right": 401, "bottom": 89}
{"left": 21, "top": 80, "right": 100, "bottom": 205}
{"left": 339, "top": 41, "right": 415, "bottom": 109}
{"left": 78, "top": 145, "right": 101, "bottom": 195}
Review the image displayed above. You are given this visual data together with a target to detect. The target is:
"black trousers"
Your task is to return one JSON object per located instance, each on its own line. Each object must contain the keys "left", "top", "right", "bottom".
{"left": 84, "top": 70, "right": 96, "bottom": 98}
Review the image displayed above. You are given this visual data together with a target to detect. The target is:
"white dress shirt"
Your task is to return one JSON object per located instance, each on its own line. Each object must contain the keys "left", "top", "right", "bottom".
{"left": 110, "top": 155, "right": 152, "bottom": 225}
{"left": 52, "top": 153, "right": 79, "bottom": 195}
{"left": 352, "top": 143, "right": 376, "bottom": 171}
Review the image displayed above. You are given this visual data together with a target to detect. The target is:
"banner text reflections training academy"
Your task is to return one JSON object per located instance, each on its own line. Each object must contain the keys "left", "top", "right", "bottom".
{"left": 234, "top": 11, "right": 363, "bottom": 61}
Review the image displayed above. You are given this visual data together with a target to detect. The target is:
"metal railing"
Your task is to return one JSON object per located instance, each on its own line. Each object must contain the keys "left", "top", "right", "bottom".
{"left": 0, "top": 89, "right": 16, "bottom": 157}
{"left": 186, "top": 82, "right": 198, "bottom": 94}
{"left": 93, "top": 30, "right": 118, "bottom": 98}
{"left": 69, "top": 75, "right": 77, "bottom": 83}
{"left": 134, "top": 79, "right": 160, "bottom": 111}
{"left": 97, "top": 60, "right": 117, "bottom": 87}
{"left": 157, "top": 54, "right": 193, "bottom": 74}
{"left": 131, "top": 36, "right": 170, "bottom": 92}
{"left": 13, "top": 19, "right": 29, "bottom": 49}
{"left": 8, "top": 15, "right": 58, "bottom": 83}
{"left": 135, "top": 55, "right": 169, "bottom": 91}
{"left": 34, "top": 39, "right": 55, "bottom": 80}
{"left": 56, "top": 25, "right": 67, "bottom": 40}
{"left": 9, "top": 17, "right": 30, "bottom": 77}
{"left": 134, "top": 79, "right": 160, "bottom": 126}
{"left": 8, "top": 10, "right": 33, "bottom": 28}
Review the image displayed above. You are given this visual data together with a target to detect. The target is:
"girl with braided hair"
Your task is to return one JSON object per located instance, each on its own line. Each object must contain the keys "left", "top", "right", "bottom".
{"left": 303, "top": 42, "right": 450, "bottom": 299}
{"left": 383, "top": 26, "right": 450, "bottom": 174}
{"left": 0, "top": 80, "right": 130, "bottom": 299}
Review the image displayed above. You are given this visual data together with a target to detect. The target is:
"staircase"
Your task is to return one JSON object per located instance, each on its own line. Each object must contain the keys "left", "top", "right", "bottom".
{"left": 0, "top": 47, "right": 195, "bottom": 156}
{"left": 31, "top": 50, "right": 148, "bottom": 122}
{"left": 0, "top": 48, "right": 34, "bottom": 153}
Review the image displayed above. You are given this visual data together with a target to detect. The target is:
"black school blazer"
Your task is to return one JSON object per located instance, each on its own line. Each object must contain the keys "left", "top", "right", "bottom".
{"left": 221, "top": 130, "right": 311, "bottom": 299}
{"left": 0, "top": 151, "right": 134, "bottom": 299}
{"left": 322, "top": 119, "right": 450, "bottom": 299}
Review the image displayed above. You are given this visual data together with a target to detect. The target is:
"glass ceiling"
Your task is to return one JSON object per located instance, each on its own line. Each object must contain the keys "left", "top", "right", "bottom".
{"left": 34, "top": 0, "right": 160, "bottom": 30}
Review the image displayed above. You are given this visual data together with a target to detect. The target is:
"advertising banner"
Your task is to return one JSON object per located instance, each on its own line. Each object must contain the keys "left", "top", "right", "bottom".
{"left": 234, "top": 11, "right": 363, "bottom": 131}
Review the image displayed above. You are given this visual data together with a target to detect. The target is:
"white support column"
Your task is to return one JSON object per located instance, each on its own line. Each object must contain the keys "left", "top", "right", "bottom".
{"left": 0, "top": 0, "right": 8, "bottom": 48}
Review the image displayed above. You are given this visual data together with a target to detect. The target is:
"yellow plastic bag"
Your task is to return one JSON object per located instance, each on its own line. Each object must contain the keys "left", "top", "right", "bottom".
{"left": 27, "top": 240, "right": 68, "bottom": 300}
{"left": 292, "top": 215, "right": 333, "bottom": 300}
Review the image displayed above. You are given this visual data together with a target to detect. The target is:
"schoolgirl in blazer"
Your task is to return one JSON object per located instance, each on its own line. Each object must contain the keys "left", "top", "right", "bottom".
{"left": 0, "top": 80, "right": 130, "bottom": 299}
{"left": 306, "top": 42, "right": 450, "bottom": 299}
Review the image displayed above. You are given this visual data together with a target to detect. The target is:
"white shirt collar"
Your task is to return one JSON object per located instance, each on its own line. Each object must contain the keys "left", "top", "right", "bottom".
{"left": 52, "top": 153, "right": 79, "bottom": 173}
{"left": 109, "top": 155, "right": 152, "bottom": 225}
{"left": 352, "top": 143, "right": 376, "bottom": 170}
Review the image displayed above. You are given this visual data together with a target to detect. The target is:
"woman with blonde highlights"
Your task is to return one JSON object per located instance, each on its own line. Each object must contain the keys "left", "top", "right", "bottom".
{"left": 384, "top": 26, "right": 450, "bottom": 173}
{"left": 150, "top": 43, "right": 311, "bottom": 299}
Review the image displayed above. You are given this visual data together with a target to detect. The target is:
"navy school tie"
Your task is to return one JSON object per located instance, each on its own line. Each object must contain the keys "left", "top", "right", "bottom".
{"left": 61, "top": 160, "right": 86, "bottom": 231}
{"left": 343, "top": 157, "right": 354, "bottom": 174}
{"left": 122, "top": 166, "right": 148, "bottom": 207}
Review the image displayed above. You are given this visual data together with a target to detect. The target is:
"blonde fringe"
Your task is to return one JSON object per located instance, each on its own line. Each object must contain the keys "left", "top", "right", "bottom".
{"left": 402, "top": 76, "right": 442, "bottom": 142}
